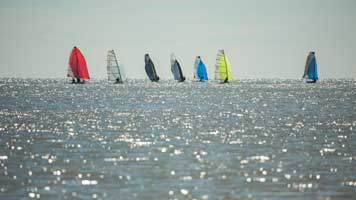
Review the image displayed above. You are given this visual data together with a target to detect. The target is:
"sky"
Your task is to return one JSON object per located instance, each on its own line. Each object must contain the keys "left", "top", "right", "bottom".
{"left": 0, "top": 0, "right": 355, "bottom": 79}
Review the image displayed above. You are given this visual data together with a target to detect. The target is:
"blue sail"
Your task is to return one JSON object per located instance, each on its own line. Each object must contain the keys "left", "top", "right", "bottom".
{"left": 303, "top": 52, "right": 318, "bottom": 82}
{"left": 197, "top": 60, "right": 208, "bottom": 80}
{"left": 307, "top": 57, "right": 318, "bottom": 80}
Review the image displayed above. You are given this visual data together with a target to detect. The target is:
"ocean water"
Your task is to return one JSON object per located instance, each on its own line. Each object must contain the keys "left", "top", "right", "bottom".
{"left": 0, "top": 78, "right": 355, "bottom": 200}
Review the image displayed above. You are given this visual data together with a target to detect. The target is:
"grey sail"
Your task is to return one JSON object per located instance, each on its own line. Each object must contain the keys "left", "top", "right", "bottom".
{"left": 107, "top": 50, "right": 123, "bottom": 83}
{"left": 170, "top": 53, "right": 185, "bottom": 82}
{"left": 145, "top": 54, "right": 159, "bottom": 82}
{"left": 303, "top": 52, "right": 313, "bottom": 78}
{"left": 193, "top": 56, "right": 199, "bottom": 80}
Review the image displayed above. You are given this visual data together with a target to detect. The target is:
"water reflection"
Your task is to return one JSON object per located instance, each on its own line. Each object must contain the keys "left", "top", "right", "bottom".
{"left": 0, "top": 79, "right": 355, "bottom": 199}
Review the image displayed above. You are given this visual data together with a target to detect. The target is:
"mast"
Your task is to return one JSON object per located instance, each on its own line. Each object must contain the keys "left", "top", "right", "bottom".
{"left": 223, "top": 50, "right": 228, "bottom": 83}
{"left": 176, "top": 60, "right": 185, "bottom": 82}
{"left": 75, "top": 48, "right": 79, "bottom": 82}
{"left": 177, "top": 61, "right": 183, "bottom": 81}
{"left": 113, "top": 50, "right": 122, "bottom": 82}
{"left": 193, "top": 61, "right": 196, "bottom": 79}
{"left": 152, "top": 60, "right": 157, "bottom": 80}
{"left": 151, "top": 59, "right": 158, "bottom": 80}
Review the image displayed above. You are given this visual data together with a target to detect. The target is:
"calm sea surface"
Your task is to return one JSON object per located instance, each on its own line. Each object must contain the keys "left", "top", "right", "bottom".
{"left": 0, "top": 78, "right": 355, "bottom": 200}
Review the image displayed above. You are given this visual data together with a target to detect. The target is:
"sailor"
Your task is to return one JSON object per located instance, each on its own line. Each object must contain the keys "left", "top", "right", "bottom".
{"left": 115, "top": 78, "right": 123, "bottom": 83}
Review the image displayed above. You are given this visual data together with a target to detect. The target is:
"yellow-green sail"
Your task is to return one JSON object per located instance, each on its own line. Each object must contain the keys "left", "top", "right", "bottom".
{"left": 215, "top": 50, "right": 233, "bottom": 82}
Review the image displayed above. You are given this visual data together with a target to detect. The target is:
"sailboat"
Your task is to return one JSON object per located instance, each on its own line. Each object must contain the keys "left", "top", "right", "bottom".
{"left": 215, "top": 50, "right": 233, "bottom": 83}
{"left": 170, "top": 53, "right": 186, "bottom": 82}
{"left": 303, "top": 51, "right": 318, "bottom": 83}
{"left": 107, "top": 50, "right": 124, "bottom": 84}
{"left": 193, "top": 56, "right": 208, "bottom": 81}
{"left": 145, "top": 54, "right": 160, "bottom": 82}
{"left": 67, "top": 46, "right": 90, "bottom": 84}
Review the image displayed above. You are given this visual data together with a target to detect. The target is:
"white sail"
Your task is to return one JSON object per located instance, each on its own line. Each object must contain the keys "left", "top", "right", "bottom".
{"left": 119, "top": 64, "right": 126, "bottom": 81}
{"left": 107, "top": 50, "right": 123, "bottom": 83}
{"left": 214, "top": 50, "right": 224, "bottom": 80}
{"left": 170, "top": 53, "right": 179, "bottom": 80}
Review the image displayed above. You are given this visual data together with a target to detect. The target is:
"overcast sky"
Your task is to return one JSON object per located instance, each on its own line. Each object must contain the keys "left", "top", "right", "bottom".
{"left": 0, "top": 0, "right": 355, "bottom": 79}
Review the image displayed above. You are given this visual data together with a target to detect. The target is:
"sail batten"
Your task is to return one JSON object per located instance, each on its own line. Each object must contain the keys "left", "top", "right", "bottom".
{"left": 67, "top": 46, "right": 90, "bottom": 82}
{"left": 107, "top": 50, "right": 124, "bottom": 83}
{"left": 170, "top": 53, "right": 186, "bottom": 82}
{"left": 145, "top": 54, "right": 159, "bottom": 82}
{"left": 215, "top": 50, "right": 233, "bottom": 82}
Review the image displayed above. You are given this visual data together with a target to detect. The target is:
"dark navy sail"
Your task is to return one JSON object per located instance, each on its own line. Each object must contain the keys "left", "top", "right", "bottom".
{"left": 170, "top": 53, "right": 185, "bottom": 82}
{"left": 303, "top": 51, "right": 318, "bottom": 83}
{"left": 145, "top": 54, "right": 159, "bottom": 82}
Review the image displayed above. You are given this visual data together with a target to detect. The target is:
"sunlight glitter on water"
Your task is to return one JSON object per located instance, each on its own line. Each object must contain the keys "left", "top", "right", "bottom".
{"left": 0, "top": 79, "right": 355, "bottom": 199}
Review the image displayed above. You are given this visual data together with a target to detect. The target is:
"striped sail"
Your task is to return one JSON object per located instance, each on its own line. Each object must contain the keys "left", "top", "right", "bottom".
{"left": 303, "top": 51, "right": 318, "bottom": 82}
{"left": 170, "top": 53, "right": 185, "bottom": 82}
{"left": 107, "top": 50, "right": 124, "bottom": 83}
{"left": 215, "top": 50, "right": 233, "bottom": 82}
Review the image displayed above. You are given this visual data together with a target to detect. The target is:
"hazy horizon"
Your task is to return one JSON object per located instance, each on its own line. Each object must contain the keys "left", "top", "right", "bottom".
{"left": 0, "top": 0, "right": 355, "bottom": 79}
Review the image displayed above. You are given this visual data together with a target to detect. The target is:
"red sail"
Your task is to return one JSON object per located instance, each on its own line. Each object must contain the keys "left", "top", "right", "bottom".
{"left": 68, "top": 47, "right": 90, "bottom": 79}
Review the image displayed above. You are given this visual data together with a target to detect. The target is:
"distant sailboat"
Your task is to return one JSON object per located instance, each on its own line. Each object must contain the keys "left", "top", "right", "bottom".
{"left": 107, "top": 50, "right": 124, "bottom": 84}
{"left": 215, "top": 50, "right": 233, "bottom": 83}
{"left": 67, "top": 46, "right": 90, "bottom": 84}
{"left": 303, "top": 51, "right": 318, "bottom": 83}
{"left": 170, "top": 53, "right": 186, "bottom": 82}
{"left": 145, "top": 54, "right": 160, "bottom": 82}
{"left": 193, "top": 56, "right": 208, "bottom": 81}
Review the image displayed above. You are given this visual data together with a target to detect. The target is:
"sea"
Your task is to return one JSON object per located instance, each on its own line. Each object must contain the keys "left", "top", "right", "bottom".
{"left": 0, "top": 78, "right": 355, "bottom": 200}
